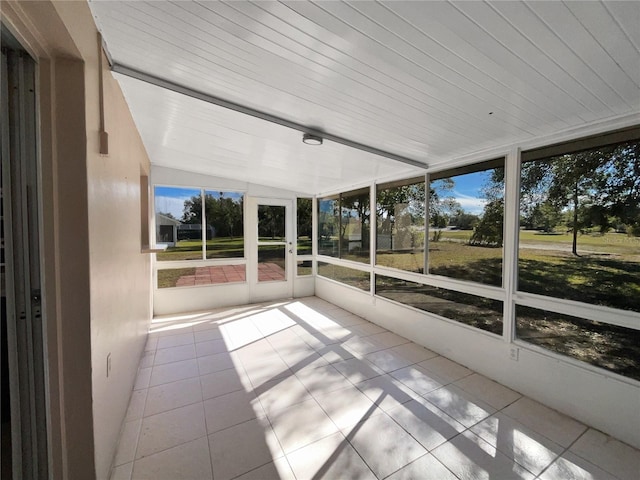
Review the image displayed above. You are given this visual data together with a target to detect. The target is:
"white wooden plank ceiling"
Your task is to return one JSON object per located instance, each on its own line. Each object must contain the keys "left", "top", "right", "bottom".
{"left": 90, "top": 0, "right": 640, "bottom": 194}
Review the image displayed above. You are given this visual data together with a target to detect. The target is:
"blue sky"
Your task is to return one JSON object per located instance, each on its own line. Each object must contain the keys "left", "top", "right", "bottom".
{"left": 434, "top": 171, "right": 490, "bottom": 215}
{"left": 155, "top": 173, "right": 490, "bottom": 220}
{"left": 154, "top": 187, "right": 243, "bottom": 220}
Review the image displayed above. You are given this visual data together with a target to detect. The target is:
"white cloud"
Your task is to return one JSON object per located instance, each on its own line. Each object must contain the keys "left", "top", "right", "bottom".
{"left": 155, "top": 195, "right": 190, "bottom": 220}
{"left": 454, "top": 191, "right": 487, "bottom": 214}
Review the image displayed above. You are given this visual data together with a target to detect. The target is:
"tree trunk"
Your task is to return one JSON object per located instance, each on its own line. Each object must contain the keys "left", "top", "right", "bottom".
{"left": 572, "top": 182, "right": 579, "bottom": 256}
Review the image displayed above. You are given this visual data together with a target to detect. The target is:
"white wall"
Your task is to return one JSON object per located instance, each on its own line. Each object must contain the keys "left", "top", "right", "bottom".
{"left": 50, "top": 3, "right": 154, "bottom": 478}
{"left": 2, "top": 2, "right": 154, "bottom": 478}
{"left": 316, "top": 277, "right": 640, "bottom": 449}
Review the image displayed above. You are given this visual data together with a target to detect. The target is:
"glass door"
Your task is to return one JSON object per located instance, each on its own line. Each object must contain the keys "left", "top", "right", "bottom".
{"left": 250, "top": 198, "right": 293, "bottom": 301}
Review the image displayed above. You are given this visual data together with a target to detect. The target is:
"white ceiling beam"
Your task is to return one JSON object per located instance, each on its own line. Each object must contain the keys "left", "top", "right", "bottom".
{"left": 111, "top": 62, "right": 429, "bottom": 170}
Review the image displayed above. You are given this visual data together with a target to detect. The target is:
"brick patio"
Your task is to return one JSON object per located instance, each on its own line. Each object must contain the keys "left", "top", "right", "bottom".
{"left": 174, "top": 263, "right": 285, "bottom": 287}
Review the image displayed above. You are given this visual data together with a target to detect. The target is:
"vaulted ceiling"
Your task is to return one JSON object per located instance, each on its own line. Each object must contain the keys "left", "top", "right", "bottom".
{"left": 90, "top": 0, "right": 640, "bottom": 194}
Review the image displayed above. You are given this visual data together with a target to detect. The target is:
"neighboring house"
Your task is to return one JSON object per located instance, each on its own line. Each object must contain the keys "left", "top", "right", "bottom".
{"left": 177, "top": 223, "right": 215, "bottom": 241}
{"left": 155, "top": 213, "right": 181, "bottom": 246}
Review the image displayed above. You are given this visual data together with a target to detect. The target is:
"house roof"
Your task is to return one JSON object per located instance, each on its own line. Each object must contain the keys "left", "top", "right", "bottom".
{"left": 91, "top": 1, "right": 640, "bottom": 194}
{"left": 156, "top": 213, "right": 182, "bottom": 225}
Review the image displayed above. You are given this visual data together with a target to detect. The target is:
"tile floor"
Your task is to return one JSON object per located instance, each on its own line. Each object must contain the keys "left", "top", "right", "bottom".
{"left": 111, "top": 297, "right": 640, "bottom": 480}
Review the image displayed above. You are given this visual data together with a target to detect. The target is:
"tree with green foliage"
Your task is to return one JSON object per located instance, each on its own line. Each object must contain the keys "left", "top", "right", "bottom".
{"left": 428, "top": 178, "right": 458, "bottom": 229}
{"left": 377, "top": 182, "right": 426, "bottom": 249}
{"left": 469, "top": 167, "right": 505, "bottom": 247}
{"left": 470, "top": 199, "right": 504, "bottom": 247}
{"left": 182, "top": 192, "right": 243, "bottom": 238}
{"left": 297, "top": 198, "right": 312, "bottom": 239}
{"left": 341, "top": 191, "right": 370, "bottom": 253}
{"left": 520, "top": 140, "right": 639, "bottom": 255}
{"left": 258, "top": 205, "right": 285, "bottom": 239}
{"left": 450, "top": 211, "right": 479, "bottom": 230}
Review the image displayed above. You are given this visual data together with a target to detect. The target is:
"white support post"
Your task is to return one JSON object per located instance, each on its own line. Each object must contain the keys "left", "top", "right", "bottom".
{"left": 370, "top": 182, "right": 376, "bottom": 298}
{"left": 424, "top": 174, "right": 429, "bottom": 275}
{"left": 312, "top": 196, "right": 318, "bottom": 277}
{"left": 502, "top": 147, "right": 521, "bottom": 343}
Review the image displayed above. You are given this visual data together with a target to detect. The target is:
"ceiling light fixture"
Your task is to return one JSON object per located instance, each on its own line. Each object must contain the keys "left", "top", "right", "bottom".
{"left": 302, "top": 133, "right": 323, "bottom": 145}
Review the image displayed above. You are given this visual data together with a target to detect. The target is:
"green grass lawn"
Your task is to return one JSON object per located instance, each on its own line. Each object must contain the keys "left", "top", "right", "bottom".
{"left": 518, "top": 230, "right": 640, "bottom": 255}
{"left": 317, "top": 262, "right": 370, "bottom": 291}
{"left": 378, "top": 231, "right": 640, "bottom": 309}
{"left": 157, "top": 238, "right": 244, "bottom": 261}
{"left": 157, "top": 268, "right": 196, "bottom": 288}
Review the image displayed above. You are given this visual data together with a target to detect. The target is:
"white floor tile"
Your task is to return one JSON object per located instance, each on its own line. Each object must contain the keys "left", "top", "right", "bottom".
{"left": 342, "top": 412, "right": 427, "bottom": 479}
{"left": 144, "top": 377, "right": 202, "bottom": 417}
{"left": 194, "top": 327, "right": 222, "bottom": 343}
{"left": 367, "top": 331, "right": 410, "bottom": 349}
{"left": 418, "top": 356, "right": 473, "bottom": 383}
{"left": 470, "top": 412, "right": 563, "bottom": 475}
{"left": 539, "top": 452, "right": 618, "bottom": 480}
{"left": 196, "top": 351, "right": 236, "bottom": 375}
{"left": 131, "top": 437, "right": 212, "bottom": 480}
{"left": 139, "top": 351, "right": 154, "bottom": 369}
{"left": 200, "top": 368, "right": 246, "bottom": 400}
{"left": 110, "top": 461, "right": 133, "bottom": 480}
{"left": 453, "top": 373, "right": 521, "bottom": 410}
{"left": 423, "top": 384, "right": 496, "bottom": 428}
{"left": 125, "top": 389, "right": 147, "bottom": 422}
{"left": 144, "top": 336, "right": 158, "bottom": 353}
{"left": 153, "top": 344, "right": 196, "bottom": 366}
{"left": 156, "top": 332, "right": 194, "bottom": 350}
{"left": 134, "top": 367, "right": 152, "bottom": 391}
{"left": 269, "top": 398, "right": 339, "bottom": 454}
{"left": 204, "top": 389, "right": 262, "bottom": 434}
{"left": 348, "top": 322, "right": 388, "bottom": 337}
{"left": 502, "top": 397, "right": 587, "bottom": 448}
{"left": 333, "top": 357, "right": 384, "bottom": 384}
{"left": 365, "top": 348, "right": 415, "bottom": 373}
{"left": 294, "top": 364, "right": 352, "bottom": 395}
{"left": 290, "top": 325, "right": 331, "bottom": 350}
{"left": 314, "top": 385, "right": 382, "bottom": 430}
{"left": 389, "top": 342, "right": 439, "bottom": 364}
{"left": 234, "top": 457, "right": 296, "bottom": 480}
{"left": 242, "top": 356, "right": 292, "bottom": 387}
{"left": 355, "top": 374, "right": 418, "bottom": 412}
{"left": 390, "top": 365, "right": 447, "bottom": 395}
{"left": 195, "top": 339, "right": 228, "bottom": 357}
{"left": 386, "top": 453, "right": 458, "bottom": 480}
{"left": 286, "top": 432, "right": 376, "bottom": 480}
{"left": 342, "top": 335, "right": 388, "bottom": 356}
{"left": 278, "top": 347, "right": 329, "bottom": 372}
{"left": 209, "top": 417, "right": 282, "bottom": 480}
{"left": 316, "top": 344, "right": 355, "bottom": 364}
{"left": 149, "top": 359, "right": 199, "bottom": 387}
{"left": 432, "top": 430, "right": 535, "bottom": 480}
{"left": 114, "top": 420, "right": 142, "bottom": 466}
{"left": 322, "top": 325, "right": 354, "bottom": 343}
{"left": 569, "top": 428, "right": 640, "bottom": 480}
{"left": 136, "top": 403, "right": 206, "bottom": 459}
{"left": 386, "top": 397, "right": 465, "bottom": 451}
{"left": 116, "top": 299, "right": 638, "bottom": 480}
{"left": 234, "top": 339, "right": 277, "bottom": 363}
{"left": 254, "top": 375, "right": 312, "bottom": 416}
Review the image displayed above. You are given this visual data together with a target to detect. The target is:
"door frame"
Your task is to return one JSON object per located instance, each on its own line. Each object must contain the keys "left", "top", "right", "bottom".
{"left": 1, "top": 32, "right": 49, "bottom": 480}
{"left": 247, "top": 197, "right": 294, "bottom": 303}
